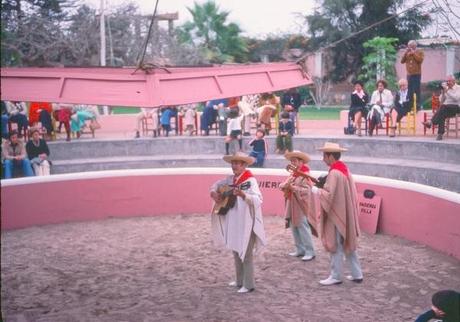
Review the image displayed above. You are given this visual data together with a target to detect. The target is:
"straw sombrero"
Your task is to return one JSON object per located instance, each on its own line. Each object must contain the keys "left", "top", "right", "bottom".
{"left": 284, "top": 150, "right": 311, "bottom": 162}
{"left": 317, "top": 142, "right": 348, "bottom": 152}
{"left": 223, "top": 152, "right": 255, "bottom": 165}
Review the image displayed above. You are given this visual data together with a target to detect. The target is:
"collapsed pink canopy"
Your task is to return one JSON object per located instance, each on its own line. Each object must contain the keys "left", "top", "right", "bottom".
{"left": 0, "top": 63, "right": 312, "bottom": 107}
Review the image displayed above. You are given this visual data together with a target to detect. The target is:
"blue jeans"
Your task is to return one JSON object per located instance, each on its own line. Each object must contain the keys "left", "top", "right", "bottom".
{"left": 329, "top": 228, "right": 363, "bottom": 280}
{"left": 249, "top": 151, "right": 265, "bottom": 167}
{"left": 407, "top": 74, "right": 421, "bottom": 109}
{"left": 291, "top": 216, "right": 315, "bottom": 257}
{"left": 3, "top": 159, "right": 35, "bottom": 179}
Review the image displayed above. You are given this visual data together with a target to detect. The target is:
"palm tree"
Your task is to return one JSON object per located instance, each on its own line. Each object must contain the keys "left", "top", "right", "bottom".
{"left": 177, "top": 1, "right": 248, "bottom": 63}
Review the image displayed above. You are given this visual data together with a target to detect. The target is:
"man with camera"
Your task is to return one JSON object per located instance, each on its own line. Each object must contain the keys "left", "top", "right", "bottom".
{"left": 401, "top": 40, "right": 424, "bottom": 110}
{"left": 422, "top": 75, "right": 460, "bottom": 140}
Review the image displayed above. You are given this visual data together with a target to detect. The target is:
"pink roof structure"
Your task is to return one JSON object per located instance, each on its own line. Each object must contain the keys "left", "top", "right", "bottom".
{"left": 0, "top": 63, "right": 312, "bottom": 107}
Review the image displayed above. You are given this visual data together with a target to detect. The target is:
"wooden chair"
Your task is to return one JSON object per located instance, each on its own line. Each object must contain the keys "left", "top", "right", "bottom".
{"left": 445, "top": 113, "right": 460, "bottom": 138}
{"left": 397, "top": 93, "right": 417, "bottom": 136}
{"left": 7, "top": 121, "right": 28, "bottom": 140}
{"left": 141, "top": 117, "right": 155, "bottom": 136}
{"left": 373, "top": 113, "right": 391, "bottom": 136}
{"left": 423, "top": 94, "right": 440, "bottom": 136}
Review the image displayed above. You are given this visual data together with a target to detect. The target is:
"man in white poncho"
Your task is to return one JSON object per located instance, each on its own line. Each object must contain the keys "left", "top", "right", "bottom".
{"left": 210, "top": 152, "right": 267, "bottom": 293}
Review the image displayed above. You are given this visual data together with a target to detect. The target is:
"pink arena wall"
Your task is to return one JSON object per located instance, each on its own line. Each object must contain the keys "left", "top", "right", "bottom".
{"left": 1, "top": 168, "right": 459, "bottom": 259}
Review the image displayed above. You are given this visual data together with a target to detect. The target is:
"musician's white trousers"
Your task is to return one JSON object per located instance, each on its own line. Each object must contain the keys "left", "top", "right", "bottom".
{"left": 291, "top": 216, "right": 315, "bottom": 257}
{"left": 329, "top": 228, "right": 363, "bottom": 280}
{"left": 233, "top": 233, "right": 256, "bottom": 290}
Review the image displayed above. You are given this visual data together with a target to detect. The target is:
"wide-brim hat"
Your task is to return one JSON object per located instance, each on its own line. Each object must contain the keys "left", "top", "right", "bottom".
{"left": 317, "top": 142, "right": 348, "bottom": 152}
{"left": 284, "top": 150, "right": 311, "bottom": 162}
{"left": 223, "top": 152, "right": 255, "bottom": 165}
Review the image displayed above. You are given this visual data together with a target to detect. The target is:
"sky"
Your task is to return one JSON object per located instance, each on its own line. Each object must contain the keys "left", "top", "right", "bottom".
{"left": 84, "top": 0, "right": 460, "bottom": 40}
{"left": 84, "top": 0, "right": 316, "bottom": 37}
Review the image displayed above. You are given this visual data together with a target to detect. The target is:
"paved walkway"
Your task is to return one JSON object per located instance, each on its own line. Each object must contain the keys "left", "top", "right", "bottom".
{"left": 60, "top": 114, "right": 459, "bottom": 142}
{"left": 2, "top": 215, "right": 459, "bottom": 322}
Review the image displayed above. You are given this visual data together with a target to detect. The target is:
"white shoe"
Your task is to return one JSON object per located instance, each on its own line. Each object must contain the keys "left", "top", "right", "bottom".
{"left": 346, "top": 275, "right": 363, "bottom": 283}
{"left": 228, "top": 281, "right": 240, "bottom": 287}
{"left": 301, "top": 255, "right": 315, "bottom": 261}
{"left": 288, "top": 251, "right": 303, "bottom": 257}
{"left": 237, "top": 286, "right": 254, "bottom": 293}
{"left": 319, "top": 276, "right": 342, "bottom": 286}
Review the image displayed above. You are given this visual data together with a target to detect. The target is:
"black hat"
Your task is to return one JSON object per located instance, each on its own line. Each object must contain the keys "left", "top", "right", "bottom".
{"left": 432, "top": 290, "right": 460, "bottom": 321}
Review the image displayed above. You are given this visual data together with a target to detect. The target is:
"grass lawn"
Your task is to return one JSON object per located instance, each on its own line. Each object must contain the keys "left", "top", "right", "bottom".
{"left": 298, "top": 106, "right": 347, "bottom": 120}
{"left": 110, "top": 105, "right": 347, "bottom": 120}
{"left": 111, "top": 107, "right": 140, "bottom": 114}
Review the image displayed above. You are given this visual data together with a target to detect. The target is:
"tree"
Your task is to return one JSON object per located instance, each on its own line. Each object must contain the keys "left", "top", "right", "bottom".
{"left": 1, "top": 0, "right": 75, "bottom": 66}
{"left": 359, "top": 36, "right": 398, "bottom": 93}
{"left": 304, "top": 0, "right": 431, "bottom": 82}
{"left": 176, "top": 1, "right": 248, "bottom": 63}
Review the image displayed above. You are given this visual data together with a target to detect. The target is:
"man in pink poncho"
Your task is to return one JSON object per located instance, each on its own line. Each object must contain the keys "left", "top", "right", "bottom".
{"left": 307, "top": 142, "right": 363, "bottom": 286}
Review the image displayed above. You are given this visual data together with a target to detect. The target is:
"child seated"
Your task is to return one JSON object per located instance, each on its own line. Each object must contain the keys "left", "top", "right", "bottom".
{"left": 276, "top": 112, "right": 294, "bottom": 154}
{"left": 249, "top": 129, "right": 267, "bottom": 167}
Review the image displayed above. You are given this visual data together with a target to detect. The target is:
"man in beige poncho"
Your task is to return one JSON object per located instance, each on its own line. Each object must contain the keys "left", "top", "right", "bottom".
{"left": 210, "top": 152, "right": 267, "bottom": 293}
{"left": 279, "top": 150, "right": 317, "bottom": 261}
{"left": 307, "top": 142, "right": 363, "bottom": 286}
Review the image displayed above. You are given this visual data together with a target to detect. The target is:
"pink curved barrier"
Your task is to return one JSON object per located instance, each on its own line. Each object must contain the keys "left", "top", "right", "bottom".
{"left": 2, "top": 168, "right": 459, "bottom": 259}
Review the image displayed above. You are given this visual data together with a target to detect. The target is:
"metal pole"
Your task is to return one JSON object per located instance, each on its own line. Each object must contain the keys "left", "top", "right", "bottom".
{"left": 100, "top": 0, "right": 109, "bottom": 115}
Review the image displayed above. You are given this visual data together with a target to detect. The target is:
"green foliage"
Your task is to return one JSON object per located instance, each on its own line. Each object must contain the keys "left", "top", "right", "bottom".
{"left": 304, "top": 0, "right": 432, "bottom": 82}
{"left": 176, "top": 1, "right": 248, "bottom": 63}
{"left": 245, "top": 36, "right": 287, "bottom": 62}
{"left": 359, "top": 36, "right": 399, "bottom": 92}
{"left": 426, "top": 80, "right": 443, "bottom": 91}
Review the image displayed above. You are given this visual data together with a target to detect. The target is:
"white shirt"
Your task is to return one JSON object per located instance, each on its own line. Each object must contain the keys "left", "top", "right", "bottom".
{"left": 227, "top": 115, "right": 243, "bottom": 135}
{"left": 440, "top": 83, "right": 460, "bottom": 106}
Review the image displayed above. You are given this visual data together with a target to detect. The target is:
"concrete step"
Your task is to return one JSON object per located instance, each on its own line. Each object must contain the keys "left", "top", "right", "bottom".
{"left": 48, "top": 135, "right": 460, "bottom": 164}
{"left": 52, "top": 154, "right": 460, "bottom": 192}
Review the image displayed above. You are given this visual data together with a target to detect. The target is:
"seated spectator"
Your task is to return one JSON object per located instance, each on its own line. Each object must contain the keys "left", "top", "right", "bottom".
{"left": 276, "top": 112, "right": 294, "bottom": 154}
{"left": 26, "top": 128, "right": 51, "bottom": 176}
{"left": 422, "top": 75, "right": 460, "bottom": 140}
{"left": 2, "top": 130, "right": 34, "bottom": 179}
{"left": 6, "top": 101, "right": 29, "bottom": 138}
{"left": 1, "top": 101, "right": 9, "bottom": 139}
{"left": 135, "top": 107, "right": 158, "bottom": 138}
{"left": 249, "top": 129, "right": 268, "bottom": 167}
{"left": 181, "top": 104, "right": 197, "bottom": 136}
{"left": 239, "top": 94, "right": 259, "bottom": 136}
{"left": 214, "top": 99, "right": 229, "bottom": 137}
{"left": 53, "top": 103, "right": 73, "bottom": 141}
{"left": 282, "top": 88, "right": 302, "bottom": 132}
{"left": 258, "top": 93, "right": 278, "bottom": 135}
{"left": 201, "top": 101, "right": 217, "bottom": 136}
{"left": 415, "top": 289, "right": 459, "bottom": 322}
{"left": 71, "top": 105, "right": 99, "bottom": 138}
{"left": 348, "top": 80, "right": 369, "bottom": 136}
{"left": 389, "top": 78, "right": 412, "bottom": 137}
{"left": 225, "top": 109, "right": 243, "bottom": 155}
{"left": 160, "top": 107, "right": 176, "bottom": 137}
{"left": 367, "top": 80, "right": 393, "bottom": 136}
{"left": 29, "top": 102, "right": 53, "bottom": 139}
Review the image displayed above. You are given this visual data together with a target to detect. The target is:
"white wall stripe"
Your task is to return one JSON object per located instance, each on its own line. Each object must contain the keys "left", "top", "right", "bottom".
{"left": 2, "top": 168, "right": 459, "bottom": 204}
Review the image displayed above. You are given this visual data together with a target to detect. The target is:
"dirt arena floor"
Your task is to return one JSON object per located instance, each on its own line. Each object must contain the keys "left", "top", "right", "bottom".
{"left": 2, "top": 214, "right": 459, "bottom": 322}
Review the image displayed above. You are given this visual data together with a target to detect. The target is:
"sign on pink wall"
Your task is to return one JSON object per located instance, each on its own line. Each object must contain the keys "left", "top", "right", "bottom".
{"left": 358, "top": 194, "right": 382, "bottom": 234}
